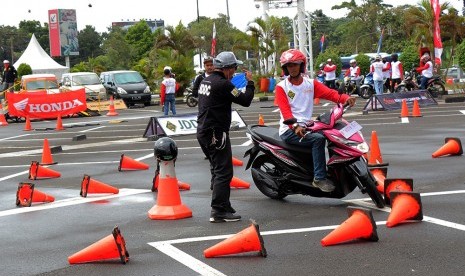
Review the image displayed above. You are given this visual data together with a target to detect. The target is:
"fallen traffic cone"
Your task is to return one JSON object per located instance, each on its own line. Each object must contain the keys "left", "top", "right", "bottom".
{"left": 321, "top": 207, "right": 378, "bottom": 246}
{"left": 204, "top": 220, "right": 267, "bottom": 258}
{"left": 369, "top": 167, "right": 388, "bottom": 193}
{"left": 80, "top": 174, "right": 119, "bottom": 197}
{"left": 16, "top": 182, "right": 55, "bottom": 207}
{"left": 41, "top": 138, "right": 57, "bottom": 165}
{"left": 399, "top": 99, "right": 410, "bottom": 118}
{"left": 432, "top": 137, "right": 463, "bottom": 158}
{"left": 368, "top": 131, "right": 389, "bottom": 167}
{"left": 0, "top": 103, "right": 8, "bottom": 126}
{"left": 258, "top": 114, "right": 265, "bottom": 125}
{"left": 29, "top": 161, "right": 61, "bottom": 180}
{"left": 24, "top": 116, "right": 32, "bottom": 131}
{"left": 106, "top": 96, "right": 118, "bottom": 116}
{"left": 314, "top": 97, "right": 320, "bottom": 105}
{"left": 56, "top": 115, "right": 65, "bottom": 131}
{"left": 148, "top": 159, "right": 192, "bottom": 220}
{"left": 230, "top": 176, "right": 250, "bottom": 189}
{"left": 386, "top": 191, "right": 423, "bottom": 228}
{"left": 411, "top": 99, "right": 422, "bottom": 117}
{"left": 383, "top": 178, "right": 413, "bottom": 206}
{"left": 68, "top": 226, "right": 129, "bottom": 264}
{"left": 151, "top": 162, "right": 190, "bottom": 191}
{"left": 118, "top": 154, "right": 150, "bottom": 171}
{"left": 232, "top": 156, "right": 243, "bottom": 166}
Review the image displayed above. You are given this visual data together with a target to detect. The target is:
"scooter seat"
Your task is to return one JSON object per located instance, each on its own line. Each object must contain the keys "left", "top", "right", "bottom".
{"left": 250, "top": 125, "right": 313, "bottom": 154}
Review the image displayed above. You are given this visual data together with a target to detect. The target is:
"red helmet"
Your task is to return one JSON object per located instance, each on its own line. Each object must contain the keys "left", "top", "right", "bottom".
{"left": 280, "top": 49, "right": 306, "bottom": 75}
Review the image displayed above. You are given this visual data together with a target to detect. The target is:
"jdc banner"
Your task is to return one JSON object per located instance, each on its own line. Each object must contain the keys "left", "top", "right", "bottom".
{"left": 7, "top": 89, "right": 87, "bottom": 118}
{"left": 363, "top": 90, "right": 438, "bottom": 111}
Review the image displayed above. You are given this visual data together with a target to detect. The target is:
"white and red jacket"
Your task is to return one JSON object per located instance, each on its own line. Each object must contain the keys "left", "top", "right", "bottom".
{"left": 345, "top": 66, "right": 360, "bottom": 78}
{"left": 383, "top": 62, "right": 391, "bottom": 79}
{"left": 323, "top": 64, "right": 337, "bottom": 81}
{"left": 275, "top": 77, "right": 350, "bottom": 136}
{"left": 416, "top": 61, "right": 433, "bottom": 78}
{"left": 390, "top": 61, "right": 404, "bottom": 79}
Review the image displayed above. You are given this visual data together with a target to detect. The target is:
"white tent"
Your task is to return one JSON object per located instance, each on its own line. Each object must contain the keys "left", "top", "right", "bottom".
{"left": 14, "top": 34, "right": 69, "bottom": 79}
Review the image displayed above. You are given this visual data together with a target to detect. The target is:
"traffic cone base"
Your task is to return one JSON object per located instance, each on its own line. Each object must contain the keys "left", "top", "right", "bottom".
{"left": 204, "top": 220, "right": 267, "bottom": 258}
{"left": 432, "top": 137, "right": 463, "bottom": 158}
{"left": 386, "top": 191, "right": 423, "bottom": 228}
{"left": 118, "top": 154, "right": 150, "bottom": 171}
{"left": 16, "top": 182, "right": 55, "bottom": 207}
{"left": 80, "top": 175, "right": 119, "bottom": 197}
{"left": 384, "top": 178, "right": 413, "bottom": 205}
{"left": 24, "top": 116, "right": 32, "bottom": 131}
{"left": 148, "top": 177, "right": 192, "bottom": 220}
{"left": 411, "top": 99, "right": 422, "bottom": 117}
{"left": 28, "top": 161, "right": 61, "bottom": 180}
{"left": 369, "top": 167, "right": 388, "bottom": 193}
{"left": 56, "top": 115, "right": 65, "bottom": 131}
{"left": 230, "top": 176, "right": 250, "bottom": 189}
{"left": 68, "top": 226, "right": 129, "bottom": 264}
{"left": 321, "top": 207, "right": 378, "bottom": 246}
{"left": 367, "top": 131, "right": 389, "bottom": 167}
{"left": 232, "top": 157, "right": 244, "bottom": 166}
{"left": 41, "top": 138, "right": 57, "bottom": 165}
{"left": 399, "top": 99, "right": 410, "bottom": 118}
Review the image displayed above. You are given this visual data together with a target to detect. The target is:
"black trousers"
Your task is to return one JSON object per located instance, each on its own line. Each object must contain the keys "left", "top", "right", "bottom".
{"left": 197, "top": 130, "right": 233, "bottom": 213}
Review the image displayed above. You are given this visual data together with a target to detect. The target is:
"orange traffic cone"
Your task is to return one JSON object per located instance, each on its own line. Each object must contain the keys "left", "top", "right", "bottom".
{"left": 314, "top": 97, "right": 320, "bottom": 105}
{"left": 432, "top": 137, "right": 463, "bottom": 158}
{"left": 151, "top": 162, "right": 191, "bottom": 191}
{"left": 258, "top": 114, "right": 265, "bottom": 125}
{"left": 411, "top": 99, "right": 422, "bottom": 117}
{"left": 230, "top": 176, "right": 250, "bottom": 189}
{"left": 204, "top": 220, "right": 267, "bottom": 258}
{"left": 0, "top": 103, "right": 8, "bottom": 126}
{"left": 80, "top": 174, "right": 119, "bottom": 197}
{"left": 28, "top": 161, "right": 61, "bottom": 180}
{"left": 106, "top": 96, "right": 118, "bottom": 116}
{"left": 232, "top": 157, "right": 244, "bottom": 166}
{"left": 16, "top": 182, "right": 55, "bottom": 207}
{"left": 369, "top": 167, "right": 388, "bottom": 193}
{"left": 56, "top": 115, "right": 65, "bottom": 131}
{"left": 399, "top": 99, "right": 410, "bottom": 118}
{"left": 118, "top": 154, "right": 150, "bottom": 171}
{"left": 24, "top": 116, "right": 32, "bottom": 131}
{"left": 368, "top": 131, "right": 388, "bottom": 167}
{"left": 41, "top": 138, "right": 57, "bottom": 165}
{"left": 68, "top": 226, "right": 129, "bottom": 264}
{"left": 321, "top": 207, "right": 378, "bottom": 246}
{"left": 383, "top": 178, "right": 413, "bottom": 206}
{"left": 386, "top": 191, "right": 423, "bottom": 228}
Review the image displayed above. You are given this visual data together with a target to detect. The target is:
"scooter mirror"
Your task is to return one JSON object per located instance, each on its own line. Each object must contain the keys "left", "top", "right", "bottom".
{"left": 283, "top": 118, "right": 297, "bottom": 125}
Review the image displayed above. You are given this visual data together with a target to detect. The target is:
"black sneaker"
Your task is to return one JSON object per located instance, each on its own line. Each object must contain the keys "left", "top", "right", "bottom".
{"left": 210, "top": 212, "right": 241, "bottom": 223}
{"left": 312, "top": 178, "right": 336, "bottom": 193}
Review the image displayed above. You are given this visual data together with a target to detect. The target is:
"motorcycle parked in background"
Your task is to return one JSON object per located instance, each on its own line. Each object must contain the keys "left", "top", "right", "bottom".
{"left": 183, "top": 87, "right": 198, "bottom": 107}
{"left": 343, "top": 75, "right": 364, "bottom": 97}
{"left": 359, "top": 72, "right": 375, "bottom": 99}
{"left": 395, "top": 68, "right": 446, "bottom": 97}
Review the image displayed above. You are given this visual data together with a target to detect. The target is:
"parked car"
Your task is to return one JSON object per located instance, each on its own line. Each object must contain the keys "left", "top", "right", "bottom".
{"left": 20, "top": 74, "right": 61, "bottom": 94}
{"left": 60, "top": 72, "right": 107, "bottom": 101}
{"left": 441, "top": 66, "right": 465, "bottom": 83}
{"left": 100, "top": 70, "right": 151, "bottom": 106}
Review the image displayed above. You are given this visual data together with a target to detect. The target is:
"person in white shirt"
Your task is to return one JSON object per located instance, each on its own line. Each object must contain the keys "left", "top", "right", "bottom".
{"left": 370, "top": 55, "right": 386, "bottom": 95}
{"left": 323, "top": 58, "right": 337, "bottom": 89}
{"left": 161, "top": 66, "right": 177, "bottom": 115}
{"left": 416, "top": 53, "right": 433, "bottom": 90}
{"left": 390, "top": 53, "right": 404, "bottom": 91}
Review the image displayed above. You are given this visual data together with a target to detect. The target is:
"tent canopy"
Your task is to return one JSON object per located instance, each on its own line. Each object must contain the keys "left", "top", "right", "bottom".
{"left": 14, "top": 34, "right": 69, "bottom": 79}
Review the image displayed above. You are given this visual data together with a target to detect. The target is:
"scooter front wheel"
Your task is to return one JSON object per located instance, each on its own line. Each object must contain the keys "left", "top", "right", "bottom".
{"left": 186, "top": 95, "right": 198, "bottom": 107}
{"left": 348, "top": 160, "right": 385, "bottom": 208}
{"left": 251, "top": 155, "right": 287, "bottom": 200}
{"left": 359, "top": 87, "right": 373, "bottom": 99}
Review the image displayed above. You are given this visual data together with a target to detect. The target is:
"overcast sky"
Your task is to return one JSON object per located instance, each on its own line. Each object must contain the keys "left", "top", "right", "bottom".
{"left": 1, "top": 0, "right": 463, "bottom": 33}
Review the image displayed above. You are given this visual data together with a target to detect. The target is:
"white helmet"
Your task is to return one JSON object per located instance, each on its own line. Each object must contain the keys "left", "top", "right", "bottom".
{"left": 350, "top": 59, "right": 356, "bottom": 64}
{"left": 3, "top": 60, "right": 10, "bottom": 64}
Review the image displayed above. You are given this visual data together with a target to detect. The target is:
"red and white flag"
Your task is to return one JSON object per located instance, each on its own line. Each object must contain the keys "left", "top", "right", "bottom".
{"left": 431, "top": 0, "right": 442, "bottom": 65}
{"left": 211, "top": 23, "right": 216, "bottom": 57}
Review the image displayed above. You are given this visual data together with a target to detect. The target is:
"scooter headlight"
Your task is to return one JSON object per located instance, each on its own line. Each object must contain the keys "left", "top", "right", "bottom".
{"left": 356, "top": 142, "right": 369, "bottom": 153}
{"left": 330, "top": 135, "right": 369, "bottom": 153}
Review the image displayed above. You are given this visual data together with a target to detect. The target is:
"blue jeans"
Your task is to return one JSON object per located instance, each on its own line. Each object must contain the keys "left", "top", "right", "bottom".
{"left": 420, "top": 76, "right": 430, "bottom": 90}
{"left": 374, "top": 80, "right": 384, "bottom": 95}
{"left": 280, "top": 129, "right": 327, "bottom": 180}
{"left": 164, "top": 94, "right": 176, "bottom": 115}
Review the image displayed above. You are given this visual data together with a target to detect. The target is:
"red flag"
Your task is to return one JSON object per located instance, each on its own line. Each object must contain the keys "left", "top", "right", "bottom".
{"left": 431, "top": 0, "right": 442, "bottom": 65}
{"left": 211, "top": 23, "right": 216, "bottom": 57}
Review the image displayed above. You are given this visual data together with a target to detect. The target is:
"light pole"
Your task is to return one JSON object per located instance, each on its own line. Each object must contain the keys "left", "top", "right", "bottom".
{"left": 355, "top": 31, "right": 378, "bottom": 54}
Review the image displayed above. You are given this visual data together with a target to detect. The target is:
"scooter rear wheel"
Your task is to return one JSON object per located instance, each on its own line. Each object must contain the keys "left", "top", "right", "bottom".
{"left": 251, "top": 155, "right": 287, "bottom": 200}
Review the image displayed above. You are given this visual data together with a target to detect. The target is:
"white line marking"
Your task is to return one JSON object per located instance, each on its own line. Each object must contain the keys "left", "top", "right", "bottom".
{"left": 79, "top": 126, "right": 106, "bottom": 133}
{"left": 0, "top": 188, "right": 151, "bottom": 217}
{"left": 272, "top": 108, "right": 280, "bottom": 113}
{"left": 460, "top": 110, "right": 465, "bottom": 115}
{"left": 0, "top": 170, "right": 29, "bottom": 182}
{"left": 0, "top": 134, "right": 31, "bottom": 141}
{"left": 401, "top": 117, "right": 409, "bottom": 123}
{"left": 323, "top": 103, "right": 330, "bottom": 107}
{"left": 241, "top": 140, "right": 252, "bottom": 146}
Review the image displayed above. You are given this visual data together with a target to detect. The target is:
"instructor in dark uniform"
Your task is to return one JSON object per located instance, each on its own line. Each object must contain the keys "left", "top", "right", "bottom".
{"left": 196, "top": 51, "right": 255, "bottom": 223}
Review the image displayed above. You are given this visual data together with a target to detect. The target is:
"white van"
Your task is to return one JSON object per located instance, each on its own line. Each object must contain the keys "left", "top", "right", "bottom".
{"left": 61, "top": 72, "right": 107, "bottom": 100}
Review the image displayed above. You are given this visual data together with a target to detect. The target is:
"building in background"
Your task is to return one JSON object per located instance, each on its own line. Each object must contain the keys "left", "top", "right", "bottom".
{"left": 112, "top": 19, "right": 165, "bottom": 32}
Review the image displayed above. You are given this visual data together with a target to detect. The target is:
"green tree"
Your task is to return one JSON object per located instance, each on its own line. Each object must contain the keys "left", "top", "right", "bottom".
{"left": 399, "top": 44, "right": 419, "bottom": 72}
{"left": 455, "top": 39, "right": 465, "bottom": 70}
{"left": 78, "top": 25, "right": 103, "bottom": 61}
{"left": 101, "top": 27, "right": 135, "bottom": 70}
{"left": 125, "top": 21, "right": 154, "bottom": 62}
{"left": 17, "top": 63, "right": 32, "bottom": 78}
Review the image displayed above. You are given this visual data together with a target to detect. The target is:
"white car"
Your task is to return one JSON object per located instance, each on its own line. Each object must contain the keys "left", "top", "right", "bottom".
{"left": 61, "top": 72, "right": 107, "bottom": 100}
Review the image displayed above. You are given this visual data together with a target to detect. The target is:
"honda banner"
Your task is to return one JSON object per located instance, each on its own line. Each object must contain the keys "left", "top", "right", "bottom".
{"left": 7, "top": 89, "right": 87, "bottom": 118}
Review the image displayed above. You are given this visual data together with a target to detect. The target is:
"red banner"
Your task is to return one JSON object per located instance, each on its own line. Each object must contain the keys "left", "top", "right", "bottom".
{"left": 48, "top": 9, "right": 61, "bottom": 57}
{"left": 431, "top": 0, "right": 442, "bottom": 65}
{"left": 7, "top": 89, "right": 87, "bottom": 119}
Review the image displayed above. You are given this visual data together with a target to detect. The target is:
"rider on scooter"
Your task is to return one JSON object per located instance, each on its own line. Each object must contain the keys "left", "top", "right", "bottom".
{"left": 416, "top": 53, "right": 433, "bottom": 90}
{"left": 275, "top": 49, "right": 356, "bottom": 193}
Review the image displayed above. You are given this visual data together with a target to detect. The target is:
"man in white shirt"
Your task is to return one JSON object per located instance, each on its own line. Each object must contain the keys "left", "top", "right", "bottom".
{"left": 370, "top": 55, "right": 386, "bottom": 95}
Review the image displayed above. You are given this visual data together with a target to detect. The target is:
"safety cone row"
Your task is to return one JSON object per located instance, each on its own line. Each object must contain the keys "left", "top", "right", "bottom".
{"left": 0, "top": 103, "right": 8, "bottom": 126}
{"left": 16, "top": 182, "right": 55, "bottom": 207}
{"left": 41, "top": 138, "right": 57, "bottom": 165}
{"left": 258, "top": 114, "right": 265, "bottom": 126}
{"left": 386, "top": 191, "right": 423, "bottom": 228}
{"left": 56, "top": 114, "right": 65, "bottom": 131}
{"left": 106, "top": 96, "right": 118, "bottom": 116}
{"left": 118, "top": 154, "right": 150, "bottom": 171}
{"left": 383, "top": 178, "right": 413, "bottom": 206}
{"left": 321, "top": 207, "right": 378, "bottom": 246}
{"left": 24, "top": 116, "right": 32, "bottom": 131}
{"left": 432, "top": 137, "right": 463, "bottom": 158}
{"left": 68, "top": 226, "right": 129, "bottom": 264}
{"left": 411, "top": 99, "right": 422, "bottom": 117}
{"left": 204, "top": 220, "right": 267, "bottom": 258}
{"left": 80, "top": 174, "right": 119, "bottom": 197}
{"left": 369, "top": 167, "right": 387, "bottom": 193}
{"left": 230, "top": 176, "right": 250, "bottom": 189}
{"left": 29, "top": 161, "right": 61, "bottom": 180}
{"left": 232, "top": 156, "right": 243, "bottom": 166}
{"left": 368, "top": 130, "right": 388, "bottom": 167}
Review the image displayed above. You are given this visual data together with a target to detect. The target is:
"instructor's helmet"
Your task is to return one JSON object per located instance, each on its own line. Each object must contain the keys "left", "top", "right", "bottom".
{"left": 279, "top": 49, "right": 306, "bottom": 76}
{"left": 213, "top": 52, "right": 243, "bottom": 69}
{"left": 154, "top": 137, "right": 178, "bottom": 161}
